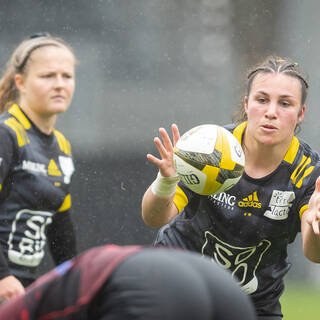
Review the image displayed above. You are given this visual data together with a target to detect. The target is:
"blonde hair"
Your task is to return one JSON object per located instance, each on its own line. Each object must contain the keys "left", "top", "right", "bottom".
{"left": 0, "top": 34, "right": 76, "bottom": 113}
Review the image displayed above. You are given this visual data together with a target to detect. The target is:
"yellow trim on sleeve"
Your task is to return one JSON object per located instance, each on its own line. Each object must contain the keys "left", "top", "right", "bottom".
{"left": 58, "top": 194, "right": 72, "bottom": 212}
{"left": 173, "top": 185, "right": 188, "bottom": 213}
{"left": 299, "top": 204, "right": 308, "bottom": 219}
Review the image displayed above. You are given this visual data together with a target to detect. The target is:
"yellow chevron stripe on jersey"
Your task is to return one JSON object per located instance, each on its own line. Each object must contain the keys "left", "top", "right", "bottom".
{"left": 232, "top": 121, "right": 247, "bottom": 145}
{"left": 4, "top": 117, "right": 30, "bottom": 147}
{"left": 8, "top": 104, "right": 31, "bottom": 129}
{"left": 58, "top": 194, "right": 72, "bottom": 212}
{"left": 173, "top": 185, "right": 189, "bottom": 213}
{"left": 53, "top": 130, "right": 71, "bottom": 155}
{"left": 291, "top": 155, "right": 315, "bottom": 188}
{"left": 296, "top": 166, "right": 314, "bottom": 188}
{"left": 284, "top": 136, "right": 299, "bottom": 164}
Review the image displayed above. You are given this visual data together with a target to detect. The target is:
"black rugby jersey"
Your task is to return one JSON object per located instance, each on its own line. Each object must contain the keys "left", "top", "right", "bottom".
{"left": 0, "top": 104, "right": 76, "bottom": 281}
{"left": 0, "top": 245, "right": 141, "bottom": 320}
{"left": 154, "top": 122, "right": 320, "bottom": 316}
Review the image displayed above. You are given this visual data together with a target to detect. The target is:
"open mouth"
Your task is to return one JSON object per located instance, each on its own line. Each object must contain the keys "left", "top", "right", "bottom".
{"left": 261, "top": 124, "right": 277, "bottom": 131}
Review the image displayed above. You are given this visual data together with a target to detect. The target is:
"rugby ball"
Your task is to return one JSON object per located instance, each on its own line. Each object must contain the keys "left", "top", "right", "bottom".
{"left": 173, "top": 124, "right": 245, "bottom": 195}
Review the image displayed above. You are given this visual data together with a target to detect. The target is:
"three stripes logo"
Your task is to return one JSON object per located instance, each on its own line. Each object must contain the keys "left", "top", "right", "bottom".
{"left": 238, "top": 191, "right": 261, "bottom": 208}
{"left": 291, "top": 155, "right": 314, "bottom": 188}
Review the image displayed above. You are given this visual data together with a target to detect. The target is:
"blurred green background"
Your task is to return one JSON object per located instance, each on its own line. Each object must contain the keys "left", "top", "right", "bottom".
{"left": 281, "top": 282, "right": 320, "bottom": 319}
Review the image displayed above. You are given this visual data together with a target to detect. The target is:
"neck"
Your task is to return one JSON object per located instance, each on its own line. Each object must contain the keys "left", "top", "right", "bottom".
{"left": 242, "top": 133, "right": 292, "bottom": 179}
{"left": 19, "top": 105, "right": 56, "bottom": 135}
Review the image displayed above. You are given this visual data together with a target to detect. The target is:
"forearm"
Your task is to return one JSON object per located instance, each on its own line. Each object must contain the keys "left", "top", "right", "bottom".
{"left": 142, "top": 186, "right": 178, "bottom": 228}
{"left": 47, "top": 212, "right": 77, "bottom": 265}
{"left": 0, "top": 248, "right": 10, "bottom": 280}
{"left": 301, "top": 212, "right": 320, "bottom": 263}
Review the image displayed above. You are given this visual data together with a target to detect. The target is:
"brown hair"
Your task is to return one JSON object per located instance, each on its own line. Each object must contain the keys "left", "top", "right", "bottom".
{"left": 0, "top": 34, "right": 76, "bottom": 113}
{"left": 232, "top": 56, "right": 309, "bottom": 127}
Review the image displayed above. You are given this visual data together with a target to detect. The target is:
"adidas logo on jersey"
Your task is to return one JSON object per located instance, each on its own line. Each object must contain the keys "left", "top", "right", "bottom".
{"left": 48, "top": 159, "right": 62, "bottom": 176}
{"left": 238, "top": 191, "right": 261, "bottom": 208}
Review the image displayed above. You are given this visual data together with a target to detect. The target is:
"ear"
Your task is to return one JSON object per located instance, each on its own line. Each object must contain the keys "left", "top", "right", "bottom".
{"left": 298, "top": 104, "right": 306, "bottom": 124}
{"left": 243, "top": 96, "right": 249, "bottom": 114}
{"left": 14, "top": 74, "right": 26, "bottom": 94}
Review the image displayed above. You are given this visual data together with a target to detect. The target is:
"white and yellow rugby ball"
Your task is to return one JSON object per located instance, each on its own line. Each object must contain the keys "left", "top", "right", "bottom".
{"left": 173, "top": 124, "right": 245, "bottom": 196}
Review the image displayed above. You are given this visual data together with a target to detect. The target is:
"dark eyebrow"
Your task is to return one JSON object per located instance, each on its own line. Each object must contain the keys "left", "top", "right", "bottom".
{"left": 255, "top": 90, "right": 294, "bottom": 99}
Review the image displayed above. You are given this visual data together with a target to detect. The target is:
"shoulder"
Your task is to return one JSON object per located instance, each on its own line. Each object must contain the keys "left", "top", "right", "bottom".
{"left": 285, "top": 136, "right": 320, "bottom": 189}
{"left": 297, "top": 137, "right": 320, "bottom": 162}
{"left": 0, "top": 105, "right": 31, "bottom": 147}
{"left": 287, "top": 136, "right": 320, "bottom": 168}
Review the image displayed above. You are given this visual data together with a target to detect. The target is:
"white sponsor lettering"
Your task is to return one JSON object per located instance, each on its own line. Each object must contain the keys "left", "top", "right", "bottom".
{"left": 209, "top": 192, "right": 236, "bottom": 209}
{"left": 22, "top": 160, "right": 47, "bottom": 175}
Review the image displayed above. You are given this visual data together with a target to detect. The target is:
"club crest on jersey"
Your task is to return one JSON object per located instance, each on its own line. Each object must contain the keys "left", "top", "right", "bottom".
{"left": 59, "top": 156, "right": 74, "bottom": 184}
{"left": 264, "top": 190, "right": 295, "bottom": 220}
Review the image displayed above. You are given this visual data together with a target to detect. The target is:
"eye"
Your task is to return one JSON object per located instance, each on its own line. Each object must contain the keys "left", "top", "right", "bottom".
{"left": 63, "top": 73, "right": 73, "bottom": 79}
{"left": 41, "top": 74, "right": 53, "bottom": 78}
{"left": 257, "top": 97, "right": 267, "bottom": 104}
{"left": 280, "top": 101, "right": 290, "bottom": 107}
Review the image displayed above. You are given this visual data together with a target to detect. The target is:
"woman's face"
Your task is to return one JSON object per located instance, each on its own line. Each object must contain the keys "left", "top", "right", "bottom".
{"left": 15, "top": 45, "right": 75, "bottom": 118}
{"left": 244, "top": 72, "right": 305, "bottom": 147}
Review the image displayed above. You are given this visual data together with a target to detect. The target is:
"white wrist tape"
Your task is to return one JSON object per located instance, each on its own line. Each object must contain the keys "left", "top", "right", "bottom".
{"left": 151, "top": 171, "right": 180, "bottom": 197}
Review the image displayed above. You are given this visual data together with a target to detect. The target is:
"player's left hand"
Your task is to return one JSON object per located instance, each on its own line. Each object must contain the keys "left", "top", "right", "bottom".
{"left": 306, "top": 176, "right": 320, "bottom": 235}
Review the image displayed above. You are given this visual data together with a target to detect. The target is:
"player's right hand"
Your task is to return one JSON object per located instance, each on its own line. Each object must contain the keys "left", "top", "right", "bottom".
{"left": 146, "top": 124, "right": 180, "bottom": 177}
{"left": 0, "top": 275, "right": 25, "bottom": 303}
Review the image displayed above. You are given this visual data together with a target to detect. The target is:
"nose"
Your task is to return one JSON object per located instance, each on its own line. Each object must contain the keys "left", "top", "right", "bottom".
{"left": 264, "top": 101, "right": 278, "bottom": 119}
{"left": 54, "top": 75, "right": 66, "bottom": 88}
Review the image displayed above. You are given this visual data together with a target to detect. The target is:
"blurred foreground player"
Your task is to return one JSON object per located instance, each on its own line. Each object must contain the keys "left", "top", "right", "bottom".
{"left": 0, "top": 245, "right": 256, "bottom": 320}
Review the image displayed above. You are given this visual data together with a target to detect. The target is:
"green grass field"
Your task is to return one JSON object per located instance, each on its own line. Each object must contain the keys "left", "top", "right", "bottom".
{"left": 280, "top": 282, "right": 320, "bottom": 319}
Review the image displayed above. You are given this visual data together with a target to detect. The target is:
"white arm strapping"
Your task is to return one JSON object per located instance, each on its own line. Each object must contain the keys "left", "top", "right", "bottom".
{"left": 151, "top": 171, "right": 180, "bottom": 197}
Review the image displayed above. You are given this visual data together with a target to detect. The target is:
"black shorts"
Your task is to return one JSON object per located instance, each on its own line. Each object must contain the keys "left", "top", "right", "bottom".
{"left": 91, "top": 248, "right": 256, "bottom": 320}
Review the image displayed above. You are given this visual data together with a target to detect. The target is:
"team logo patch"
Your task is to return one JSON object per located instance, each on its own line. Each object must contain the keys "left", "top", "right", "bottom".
{"left": 59, "top": 156, "right": 74, "bottom": 184}
{"left": 264, "top": 190, "right": 295, "bottom": 220}
{"left": 202, "top": 231, "right": 271, "bottom": 294}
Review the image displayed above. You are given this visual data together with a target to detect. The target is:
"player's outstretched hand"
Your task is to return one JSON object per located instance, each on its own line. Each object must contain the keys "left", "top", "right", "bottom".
{"left": 0, "top": 275, "right": 25, "bottom": 303}
{"left": 147, "top": 124, "right": 180, "bottom": 177}
{"left": 306, "top": 176, "right": 320, "bottom": 235}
